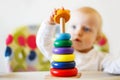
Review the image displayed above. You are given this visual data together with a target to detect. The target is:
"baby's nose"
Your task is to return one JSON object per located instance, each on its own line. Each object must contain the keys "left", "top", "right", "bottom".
{"left": 75, "top": 28, "right": 83, "bottom": 36}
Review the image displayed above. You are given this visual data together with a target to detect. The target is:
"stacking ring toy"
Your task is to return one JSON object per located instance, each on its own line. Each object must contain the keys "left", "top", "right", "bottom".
{"left": 54, "top": 40, "right": 72, "bottom": 47}
{"left": 52, "top": 61, "right": 75, "bottom": 69}
{"left": 51, "top": 8, "right": 78, "bottom": 77}
{"left": 50, "top": 68, "right": 78, "bottom": 77}
{"left": 54, "top": 9, "right": 70, "bottom": 24}
{"left": 56, "top": 33, "right": 71, "bottom": 40}
{"left": 52, "top": 54, "right": 75, "bottom": 62}
{"left": 52, "top": 47, "right": 74, "bottom": 54}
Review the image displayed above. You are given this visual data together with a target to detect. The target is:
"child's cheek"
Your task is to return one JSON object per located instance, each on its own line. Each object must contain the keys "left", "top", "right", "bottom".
{"left": 85, "top": 39, "right": 93, "bottom": 46}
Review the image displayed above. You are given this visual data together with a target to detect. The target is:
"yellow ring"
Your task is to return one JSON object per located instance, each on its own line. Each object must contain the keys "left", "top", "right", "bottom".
{"left": 52, "top": 54, "right": 75, "bottom": 62}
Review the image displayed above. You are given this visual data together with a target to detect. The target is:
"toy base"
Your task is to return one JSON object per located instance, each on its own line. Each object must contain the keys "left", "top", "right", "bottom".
{"left": 44, "top": 73, "right": 81, "bottom": 80}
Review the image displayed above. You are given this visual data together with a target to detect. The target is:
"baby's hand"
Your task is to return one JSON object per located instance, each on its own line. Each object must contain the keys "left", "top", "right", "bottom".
{"left": 47, "top": 7, "right": 65, "bottom": 25}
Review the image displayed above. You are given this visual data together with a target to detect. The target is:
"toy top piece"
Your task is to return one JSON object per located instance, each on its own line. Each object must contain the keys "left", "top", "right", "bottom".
{"left": 53, "top": 8, "right": 70, "bottom": 33}
{"left": 53, "top": 9, "right": 70, "bottom": 23}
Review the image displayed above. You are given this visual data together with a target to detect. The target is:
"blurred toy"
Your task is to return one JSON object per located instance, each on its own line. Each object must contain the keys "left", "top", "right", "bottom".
{"left": 50, "top": 8, "right": 78, "bottom": 77}
{"left": 94, "top": 33, "right": 109, "bottom": 53}
{"left": 5, "top": 25, "right": 50, "bottom": 72}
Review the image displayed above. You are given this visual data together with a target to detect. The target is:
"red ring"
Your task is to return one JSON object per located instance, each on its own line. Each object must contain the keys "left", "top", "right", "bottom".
{"left": 50, "top": 68, "right": 78, "bottom": 77}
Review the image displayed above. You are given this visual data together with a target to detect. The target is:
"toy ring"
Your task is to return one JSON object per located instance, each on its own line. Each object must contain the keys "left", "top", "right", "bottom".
{"left": 50, "top": 68, "right": 78, "bottom": 77}
{"left": 51, "top": 61, "right": 75, "bottom": 69}
{"left": 56, "top": 33, "right": 71, "bottom": 40}
{"left": 52, "top": 47, "right": 74, "bottom": 54}
{"left": 52, "top": 54, "right": 75, "bottom": 62}
{"left": 54, "top": 40, "right": 72, "bottom": 47}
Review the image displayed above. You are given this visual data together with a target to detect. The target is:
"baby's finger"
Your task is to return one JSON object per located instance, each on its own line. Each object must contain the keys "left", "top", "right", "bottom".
{"left": 51, "top": 14, "right": 54, "bottom": 18}
{"left": 61, "top": 7, "right": 64, "bottom": 10}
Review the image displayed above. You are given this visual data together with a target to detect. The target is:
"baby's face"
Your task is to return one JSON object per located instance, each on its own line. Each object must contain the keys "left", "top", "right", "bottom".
{"left": 68, "top": 11, "right": 99, "bottom": 53}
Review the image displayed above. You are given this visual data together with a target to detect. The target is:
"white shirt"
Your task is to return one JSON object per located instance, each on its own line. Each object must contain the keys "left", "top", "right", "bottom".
{"left": 36, "top": 21, "right": 120, "bottom": 73}
{"left": 75, "top": 49, "right": 104, "bottom": 71}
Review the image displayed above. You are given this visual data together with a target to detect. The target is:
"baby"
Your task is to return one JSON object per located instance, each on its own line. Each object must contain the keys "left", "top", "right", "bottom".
{"left": 36, "top": 7, "right": 120, "bottom": 73}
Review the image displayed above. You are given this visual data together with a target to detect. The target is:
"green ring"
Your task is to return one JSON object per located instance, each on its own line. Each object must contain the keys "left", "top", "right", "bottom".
{"left": 54, "top": 40, "right": 72, "bottom": 47}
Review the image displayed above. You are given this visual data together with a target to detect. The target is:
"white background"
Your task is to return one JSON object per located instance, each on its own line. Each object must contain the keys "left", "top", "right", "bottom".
{"left": 0, "top": 0, "right": 120, "bottom": 72}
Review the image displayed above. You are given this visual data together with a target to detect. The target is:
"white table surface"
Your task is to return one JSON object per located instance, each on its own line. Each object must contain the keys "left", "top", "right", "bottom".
{"left": 0, "top": 71, "right": 120, "bottom": 80}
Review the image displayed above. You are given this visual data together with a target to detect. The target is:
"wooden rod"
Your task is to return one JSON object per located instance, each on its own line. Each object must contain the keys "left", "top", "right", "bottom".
{"left": 60, "top": 17, "right": 65, "bottom": 33}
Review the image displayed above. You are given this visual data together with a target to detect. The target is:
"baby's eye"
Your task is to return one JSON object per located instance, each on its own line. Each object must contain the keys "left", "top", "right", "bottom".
{"left": 72, "top": 25, "right": 76, "bottom": 29}
{"left": 83, "top": 26, "right": 91, "bottom": 32}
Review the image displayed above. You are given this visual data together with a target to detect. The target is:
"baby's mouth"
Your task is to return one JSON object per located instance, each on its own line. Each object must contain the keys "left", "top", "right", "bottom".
{"left": 74, "top": 38, "right": 81, "bottom": 42}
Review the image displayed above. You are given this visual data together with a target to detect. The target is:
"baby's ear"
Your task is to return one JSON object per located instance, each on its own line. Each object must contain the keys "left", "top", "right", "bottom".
{"left": 95, "top": 35, "right": 102, "bottom": 43}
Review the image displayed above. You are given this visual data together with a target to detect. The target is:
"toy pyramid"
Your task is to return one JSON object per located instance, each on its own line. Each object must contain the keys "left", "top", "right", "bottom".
{"left": 50, "top": 9, "right": 78, "bottom": 77}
